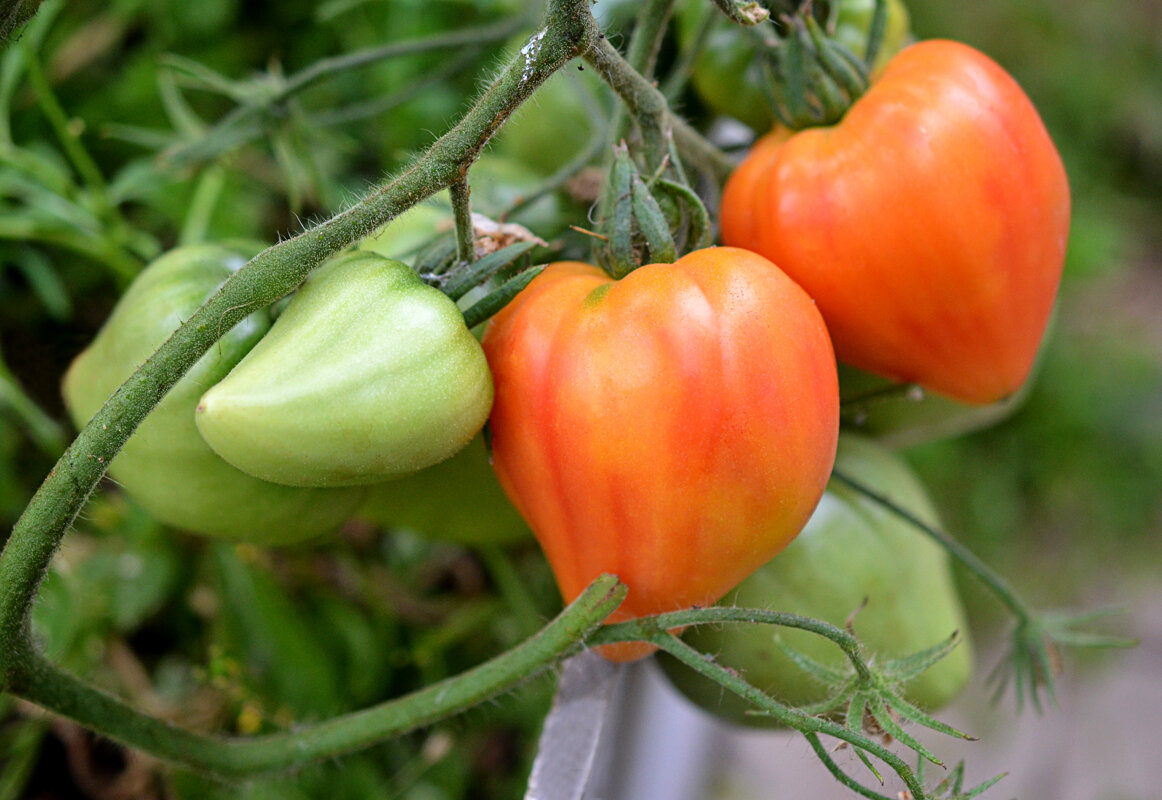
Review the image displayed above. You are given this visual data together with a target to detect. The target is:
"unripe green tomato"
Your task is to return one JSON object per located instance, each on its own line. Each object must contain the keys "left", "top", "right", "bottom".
{"left": 196, "top": 252, "right": 494, "bottom": 488}
{"left": 356, "top": 434, "right": 531, "bottom": 545}
{"left": 831, "top": 0, "right": 912, "bottom": 64}
{"left": 677, "top": 0, "right": 911, "bottom": 131}
{"left": 659, "top": 434, "right": 972, "bottom": 724}
{"left": 62, "top": 245, "right": 364, "bottom": 544}
{"left": 838, "top": 362, "right": 1030, "bottom": 449}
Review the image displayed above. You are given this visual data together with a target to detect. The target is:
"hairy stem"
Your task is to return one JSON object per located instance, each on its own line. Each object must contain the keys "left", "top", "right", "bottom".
{"left": 583, "top": 35, "right": 735, "bottom": 184}
{"left": 450, "top": 175, "right": 475, "bottom": 263}
{"left": 588, "top": 605, "right": 871, "bottom": 681}
{"left": 5, "top": 576, "right": 625, "bottom": 778}
{"left": 655, "top": 633, "right": 925, "bottom": 798}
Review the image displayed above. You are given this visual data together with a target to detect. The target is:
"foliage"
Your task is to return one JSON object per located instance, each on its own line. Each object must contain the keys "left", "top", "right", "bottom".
{"left": 0, "top": 0, "right": 1157, "bottom": 798}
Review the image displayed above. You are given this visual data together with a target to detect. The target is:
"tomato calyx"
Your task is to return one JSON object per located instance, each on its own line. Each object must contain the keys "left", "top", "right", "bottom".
{"left": 740, "top": 0, "right": 900, "bottom": 130}
{"left": 592, "top": 141, "right": 712, "bottom": 279}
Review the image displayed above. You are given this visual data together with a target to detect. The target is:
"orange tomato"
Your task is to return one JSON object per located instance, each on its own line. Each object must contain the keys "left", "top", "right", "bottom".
{"left": 721, "top": 40, "right": 1070, "bottom": 404}
{"left": 482, "top": 247, "right": 839, "bottom": 661}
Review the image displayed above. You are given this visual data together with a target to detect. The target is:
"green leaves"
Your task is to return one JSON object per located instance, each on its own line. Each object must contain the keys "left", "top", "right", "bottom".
{"left": 989, "top": 606, "right": 1137, "bottom": 714}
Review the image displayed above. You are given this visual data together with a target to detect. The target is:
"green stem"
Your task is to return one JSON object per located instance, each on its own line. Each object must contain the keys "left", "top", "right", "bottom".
{"left": 624, "top": 0, "right": 677, "bottom": 81}
{"left": 603, "top": 0, "right": 675, "bottom": 162}
{"left": 0, "top": 0, "right": 600, "bottom": 680}
{"left": 805, "top": 733, "right": 899, "bottom": 800}
{"left": 584, "top": 36, "right": 735, "bottom": 184}
{"left": 654, "top": 633, "right": 925, "bottom": 798}
{"left": 585, "top": 36, "right": 671, "bottom": 171}
{"left": 4, "top": 575, "right": 625, "bottom": 778}
{"left": 588, "top": 605, "right": 871, "bottom": 681}
{"left": 831, "top": 468, "right": 1031, "bottom": 622}
{"left": 450, "top": 175, "right": 475, "bottom": 264}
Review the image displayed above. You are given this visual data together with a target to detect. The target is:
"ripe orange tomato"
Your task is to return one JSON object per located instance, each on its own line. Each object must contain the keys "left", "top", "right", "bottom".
{"left": 721, "top": 40, "right": 1070, "bottom": 404}
{"left": 482, "top": 247, "right": 839, "bottom": 661}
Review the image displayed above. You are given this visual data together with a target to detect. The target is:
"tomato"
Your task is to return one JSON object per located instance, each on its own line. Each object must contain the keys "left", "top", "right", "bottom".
{"left": 195, "top": 252, "right": 494, "bottom": 488}
{"left": 721, "top": 40, "right": 1070, "bottom": 404}
{"left": 676, "top": 0, "right": 912, "bottom": 131}
{"left": 482, "top": 247, "right": 839, "bottom": 661}
{"left": 837, "top": 362, "right": 1031, "bottom": 448}
{"left": 62, "top": 245, "right": 364, "bottom": 544}
{"left": 660, "top": 433, "right": 973, "bottom": 723}
{"left": 831, "top": 0, "right": 912, "bottom": 61}
{"left": 355, "top": 434, "right": 531, "bottom": 545}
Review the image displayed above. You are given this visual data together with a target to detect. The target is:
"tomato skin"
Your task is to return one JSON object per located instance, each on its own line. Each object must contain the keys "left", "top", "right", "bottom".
{"left": 660, "top": 434, "right": 973, "bottom": 723}
{"left": 482, "top": 247, "right": 839, "bottom": 661}
{"left": 721, "top": 40, "right": 1070, "bottom": 404}
{"left": 196, "top": 252, "right": 494, "bottom": 488}
{"left": 62, "top": 245, "right": 364, "bottom": 544}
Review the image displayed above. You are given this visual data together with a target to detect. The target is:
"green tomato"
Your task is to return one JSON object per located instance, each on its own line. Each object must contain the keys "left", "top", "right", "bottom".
{"left": 677, "top": 0, "right": 912, "bottom": 132}
{"left": 838, "top": 362, "right": 1031, "bottom": 448}
{"left": 659, "top": 433, "right": 972, "bottom": 724}
{"left": 195, "top": 252, "right": 494, "bottom": 488}
{"left": 62, "top": 245, "right": 364, "bottom": 544}
{"left": 356, "top": 434, "right": 531, "bottom": 546}
{"left": 830, "top": 0, "right": 912, "bottom": 65}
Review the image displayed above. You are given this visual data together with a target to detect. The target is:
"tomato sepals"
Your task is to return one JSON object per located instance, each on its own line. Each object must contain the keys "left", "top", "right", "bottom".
{"left": 593, "top": 142, "right": 710, "bottom": 278}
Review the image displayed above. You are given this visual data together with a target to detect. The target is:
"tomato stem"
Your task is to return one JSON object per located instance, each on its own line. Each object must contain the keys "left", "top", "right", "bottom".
{"left": 831, "top": 467, "right": 1031, "bottom": 622}
{"left": 652, "top": 632, "right": 927, "bottom": 799}
{"left": 1, "top": 574, "right": 624, "bottom": 778}
{"left": 590, "top": 605, "right": 872, "bottom": 681}
{"left": 450, "top": 175, "right": 476, "bottom": 265}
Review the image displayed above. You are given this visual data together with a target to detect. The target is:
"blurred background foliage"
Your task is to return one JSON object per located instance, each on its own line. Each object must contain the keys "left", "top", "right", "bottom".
{"left": 0, "top": 0, "right": 1159, "bottom": 797}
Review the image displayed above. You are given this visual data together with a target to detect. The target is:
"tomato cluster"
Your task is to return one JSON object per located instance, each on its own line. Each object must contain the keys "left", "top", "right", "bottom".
{"left": 62, "top": 18, "right": 1067, "bottom": 700}
{"left": 63, "top": 245, "right": 494, "bottom": 543}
